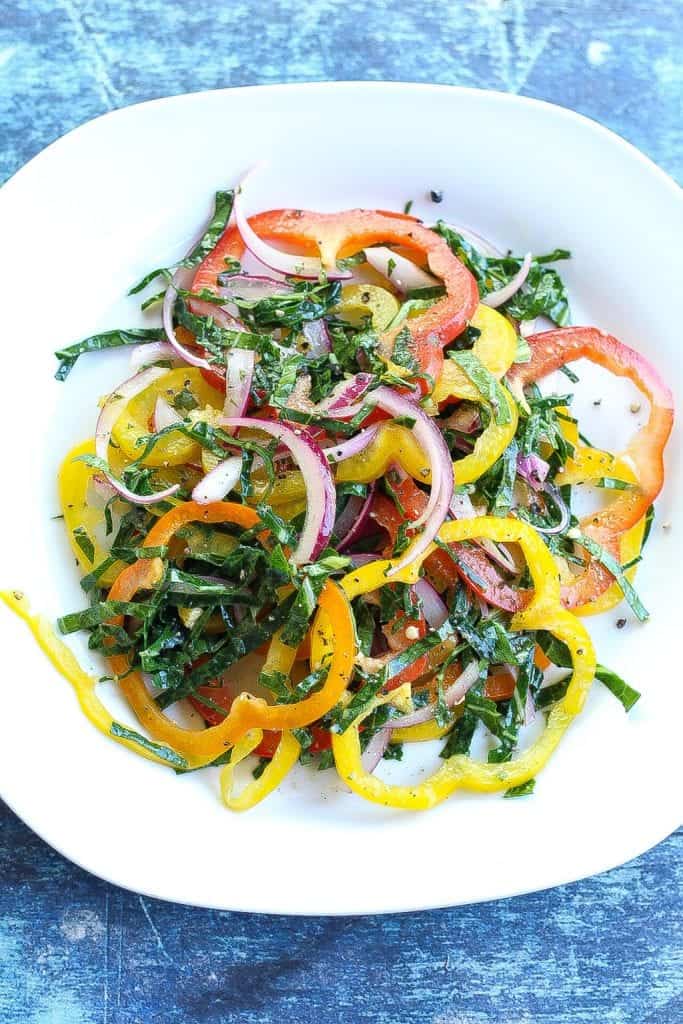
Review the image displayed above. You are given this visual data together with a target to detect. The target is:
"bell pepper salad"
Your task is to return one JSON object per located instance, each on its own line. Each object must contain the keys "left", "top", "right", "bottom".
{"left": 3, "top": 180, "right": 673, "bottom": 812}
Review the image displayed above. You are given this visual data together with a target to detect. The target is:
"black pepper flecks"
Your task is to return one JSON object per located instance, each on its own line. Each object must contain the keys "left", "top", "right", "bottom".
{"left": 616, "top": 618, "right": 626, "bottom": 629}
{"left": 430, "top": 189, "right": 444, "bottom": 203}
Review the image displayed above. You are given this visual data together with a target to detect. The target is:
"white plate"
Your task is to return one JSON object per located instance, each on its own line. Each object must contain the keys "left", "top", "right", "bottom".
{"left": 1, "top": 83, "right": 681, "bottom": 915}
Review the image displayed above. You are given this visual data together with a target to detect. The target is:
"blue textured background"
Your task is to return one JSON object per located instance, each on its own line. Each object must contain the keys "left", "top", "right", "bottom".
{"left": 1, "top": 2, "right": 681, "bottom": 1022}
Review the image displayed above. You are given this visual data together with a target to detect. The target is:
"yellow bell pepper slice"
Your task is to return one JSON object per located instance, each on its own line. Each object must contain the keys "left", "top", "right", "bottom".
{"left": 59, "top": 439, "right": 127, "bottom": 586}
{"left": 560, "top": 448, "right": 645, "bottom": 617}
{"left": 219, "top": 729, "right": 301, "bottom": 811}
{"left": 432, "top": 304, "right": 517, "bottom": 405}
{"left": 111, "top": 367, "right": 223, "bottom": 466}
{"left": 333, "top": 283, "right": 400, "bottom": 330}
{"left": 326, "top": 516, "right": 596, "bottom": 810}
{"left": 0, "top": 591, "right": 188, "bottom": 769}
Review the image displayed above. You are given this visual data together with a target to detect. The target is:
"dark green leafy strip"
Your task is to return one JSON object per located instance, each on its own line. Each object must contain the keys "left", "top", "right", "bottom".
{"left": 568, "top": 529, "right": 649, "bottom": 621}
{"left": 432, "top": 221, "right": 571, "bottom": 325}
{"left": 58, "top": 600, "right": 154, "bottom": 634}
{"left": 80, "top": 557, "right": 120, "bottom": 593}
{"left": 504, "top": 779, "right": 536, "bottom": 798}
{"left": 55, "top": 328, "right": 166, "bottom": 381}
{"left": 72, "top": 527, "right": 95, "bottom": 563}
{"left": 183, "top": 189, "right": 235, "bottom": 267}
{"left": 594, "top": 665, "right": 641, "bottom": 711}
{"left": 157, "top": 594, "right": 296, "bottom": 707}
{"left": 594, "top": 478, "right": 635, "bottom": 490}
{"left": 330, "top": 673, "right": 388, "bottom": 734}
{"left": 642, "top": 505, "right": 655, "bottom": 547}
{"left": 535, "top": 679, "right": 570, "bottom": 709}
{"left": 491, "top": 441, "right": 519, "bottom": 517}
{"left": 537, "top": 632, "right": 641, "bottom": 711}
{"left": 449, "top": 351, "right": 511, "bottom": 425}
{"left": 109, "top": 722, "right": 188, "bottom": 769}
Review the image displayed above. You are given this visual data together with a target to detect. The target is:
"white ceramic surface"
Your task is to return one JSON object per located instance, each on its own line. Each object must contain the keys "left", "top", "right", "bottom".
{"left": 0, "top": 83, "right": 681, "bottom": 915}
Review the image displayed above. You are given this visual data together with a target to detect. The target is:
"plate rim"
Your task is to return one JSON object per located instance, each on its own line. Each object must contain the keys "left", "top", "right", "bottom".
{"left": 1, "top": 80, "right": 681, "bottom": 915}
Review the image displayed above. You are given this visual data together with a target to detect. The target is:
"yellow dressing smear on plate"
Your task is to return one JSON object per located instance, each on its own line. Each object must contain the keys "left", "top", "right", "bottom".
{"left": 0, "top": 590, "right": 187, "bottom": 770}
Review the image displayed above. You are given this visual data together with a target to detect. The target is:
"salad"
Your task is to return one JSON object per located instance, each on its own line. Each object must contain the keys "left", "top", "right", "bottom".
{"left": 5, "top": 181, "right": 673, "bottom": 812}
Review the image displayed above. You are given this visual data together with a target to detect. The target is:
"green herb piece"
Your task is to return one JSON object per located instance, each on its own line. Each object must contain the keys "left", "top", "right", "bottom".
{"left": 504, "top": 779, "right": 536, "bottom": 798}
{"left": 55, "top": 328, "right": 166, "bottom": 381}
{"left": 110, "top": 722, "right": 188, "bottom": 769}
{"left": 448, "top": 350, "right": 511, "bottom": 425}
{"left": 72, "top": 527, "right": 95, "bottom": 564}
{"left": 567, "top": 529, "right": 649, "bottom": 621}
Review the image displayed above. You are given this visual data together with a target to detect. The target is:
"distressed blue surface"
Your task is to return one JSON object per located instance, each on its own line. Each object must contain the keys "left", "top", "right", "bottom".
{"left": 1, "top": 1, "right": 682, "bottom": 1021}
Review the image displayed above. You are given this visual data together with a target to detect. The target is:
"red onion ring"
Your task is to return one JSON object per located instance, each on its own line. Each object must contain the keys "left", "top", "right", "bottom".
{"left": 218, "top": 274, "right": 293, "bottom": 302}
{"left": 224, "top": 348, "right": 255, "bottom": 419}
{"left": 482, "top": 253, "right": 531, "bottom": 309}
{"left": 385, "top": 660, "right": 480, "bottom": 731}
{"left": 516, "top": 451, "right": 550, "bottom": 490}
{"left": 361, "top": 729, "right": 391, "bottom": 774}
{"left": 221, "top": 416, "right": 335, "bottom": 564}
{"left": 95, "top": 367, "right": 181, "bottom": 505}
{"left": 235, "top": 174, "right": 351, "bottom": 280}
{"left": 363, "top": 246, "right": 438, "bottom": 293}
{"left": 532, "top": 483, "right": 571, "bottom": 536}
{"left": 319, "top": 372, "right": 375, "bottom": 413}
{"left": 152, "top": 396, "right": 183, "bottom": 432}
{"left": 129, "top": 341, "right": 177, "bottom": 372}
{"left": 414, "top": 579, "right": 448, "bottom": 628}
{"left": 192, "top": 456, "right": 242, "bottom": 505}
{"left": 301, "top": 318, "right": 332, "bottom": 357}
{"left": 336, "top": 483, "right": 377, "bottom": 551}
{"left": 323, "top": 425, "right": 379, "bottom": 464}
{"left": 163, "top": 268, "right": 213, "bottom": 371}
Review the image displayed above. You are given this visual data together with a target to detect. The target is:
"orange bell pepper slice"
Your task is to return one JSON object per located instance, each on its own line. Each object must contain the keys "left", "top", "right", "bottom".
{"left": 105, "top": 500, "right": 355, "bottom": 768}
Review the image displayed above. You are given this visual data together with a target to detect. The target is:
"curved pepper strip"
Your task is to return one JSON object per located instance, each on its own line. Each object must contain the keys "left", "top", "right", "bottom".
{"left": 106, "top": 501, "right": 355, "bottom": 768}
{"left": 326, "top": 516, "right": 596, "bottom": 810}
{"left": 508, "top": 327, "right": 673, "bottom": 609}
{"left": 559, "top": 446, "right": 646, "bottom": 617}
{"left": 191, "top": 208, "right": 479, "bottom": 386}
{"left": 219, "top": 729, "right": 301, "bottom": 811}
{"left": 432, "top": 304, "right": 518, "bottom": 404}
{"left": 0, "top": 591, "right": 187, "bottom": 769}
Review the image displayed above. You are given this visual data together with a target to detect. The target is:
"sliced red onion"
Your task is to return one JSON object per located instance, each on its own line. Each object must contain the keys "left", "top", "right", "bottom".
{"left": 520, "top": 318, "right": 538, "bottom": 338}
{"left": 517, "top": 451, "right": 550, "bottom": 490}
{"left": 224, "top": 348, "right": 255, "bottom": 419}
{"left": 363, "top": 246, "right": 438, "bottom": 293}
{"left": 449, "top": 491, "right": 477, "bottom": 519}
{"left": 451, "top": 225, "right": 502, "bottom": 257}
{"left": 301, "top": 319, "right": 331, "bottom": 357}
{"left": 221, "top": 417, "right": 335, "bottom": 564}
{"left": 385, "top": 660, "right": 480, "bottom": 731}
{"left": 328, "top": 385, "right": 454, "bottom": 574}
{"left": 95, "top": 367, "right": 181, "bottom": 505}
{"left": 234, "top": 176, "right": 351, "bottom": 280}
{"left": 475, "top": 538, "right": 519, "bottom": 575}
{"left": 361, "top": 729, "right": 391, "bottom": 774}
{"left": 336, "top": 483, "right": 377, "bottom": 551}
{"left": 153, "top": 396, "right": 183, "bottom": 432}
{"left": 318, "top": 372, "right": 375, "bottom": 413}
{"left": 349, "top": 553, "right": 377, "bottom": 568}
{"left": 414, "top": 579, "right": 449, "bottom": 629}
{"left": 524, "top": 688, "right": 536, "bottom": 727}
{"left": 129, "top": 341, "right": 177, "bottom": 371}
{"left": 90, "top": 473, "right": 118, "bottom": 501}
{"left": 218, "top": 274, "right": 292, "bottom": 302}
{"left": 163, "top": 268, "right": 213, "bottom": 371}
{"left": 482, "top": 253, "right": 531, "bottom": 309}
{"left": 192, "top": 456, "right": 242, "bottom": 504}
{"left": 323, "top": 425, "right": 379, "bottom": 464}
{"left": 533, "top": 483, "right": 571, "bottom": 536}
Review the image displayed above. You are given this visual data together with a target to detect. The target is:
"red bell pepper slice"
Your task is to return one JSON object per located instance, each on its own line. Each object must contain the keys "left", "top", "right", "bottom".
{"left": 190, "top": 208, "right": 478, "bottom": 389}
{"left": 508, "top": 327, "right": 674, "bottom": 609}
